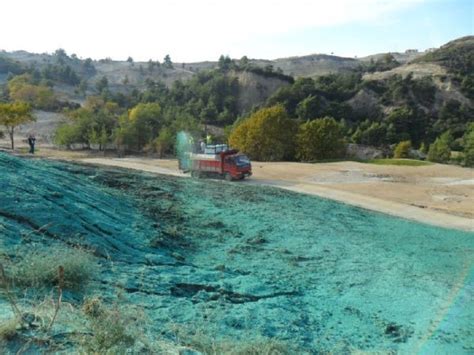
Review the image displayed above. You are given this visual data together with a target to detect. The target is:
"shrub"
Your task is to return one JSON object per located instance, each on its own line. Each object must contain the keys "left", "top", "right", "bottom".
{"left": 296, "top": 117, "right": 346, "bottom": 161}
{"left": 11, "top": 245, "right": 98, "bottom": 291}
{"left": 393, "top": 140, "right": 412, "bottom": 158}
{"left": 427, "top": 132, "right": 452, "bottom": 163}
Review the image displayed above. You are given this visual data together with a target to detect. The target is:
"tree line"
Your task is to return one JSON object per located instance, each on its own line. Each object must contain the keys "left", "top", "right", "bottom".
{"left": 1, "top": 49, "right": 473, "bottom": 166}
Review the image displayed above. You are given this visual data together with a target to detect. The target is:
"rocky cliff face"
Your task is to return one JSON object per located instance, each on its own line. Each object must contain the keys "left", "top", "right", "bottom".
{"left": 234, "top": 70, "right": 291, "bottom": 113}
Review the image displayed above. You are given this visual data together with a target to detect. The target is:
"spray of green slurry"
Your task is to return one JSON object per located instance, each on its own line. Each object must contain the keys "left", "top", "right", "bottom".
{"left": 176, "top": 131, "right": 194, "bottom": 171}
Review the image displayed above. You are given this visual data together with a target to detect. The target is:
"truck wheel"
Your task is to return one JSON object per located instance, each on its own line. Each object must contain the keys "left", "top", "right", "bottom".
{"left": 224, "top": 173, "right": 233, "bottom": 181}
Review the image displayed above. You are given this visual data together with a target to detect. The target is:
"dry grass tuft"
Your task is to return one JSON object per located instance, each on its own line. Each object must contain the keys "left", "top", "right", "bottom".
{"left": 10, "top": 245, "right": 98, "bottom": 291}
{"left": 0, "top": 318, "right": 19, "bottom": 341}
{"left": 171, "top": 327, "right": 294, "bottom": 355}
{"left": 81, "top": 298, "right": 138, "bottom": 353}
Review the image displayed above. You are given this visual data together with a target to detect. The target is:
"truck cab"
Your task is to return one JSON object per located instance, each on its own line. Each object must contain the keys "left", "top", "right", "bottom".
{"left": 223, "top": 153, "right": 252, "bottom": 180}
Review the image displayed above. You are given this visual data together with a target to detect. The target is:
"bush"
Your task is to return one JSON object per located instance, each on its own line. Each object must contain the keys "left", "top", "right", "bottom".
{"left": 296, "top": 117, "right": 346, "bottom": 161}
{"left": 11, "top": 245, "right": 98, "bottom": 291}
{"left": 427, "top": 132, "right": 452, "bottom": 163}
{"left": 393, "top": 140, "right": 412, "bottom": 158}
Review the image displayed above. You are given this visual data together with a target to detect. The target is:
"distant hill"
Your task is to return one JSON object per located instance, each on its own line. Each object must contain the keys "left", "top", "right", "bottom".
{"left": 412, "top": 36, "right": 474, "bottom": 76}
{"left": 0, "top": 36, "right": 472, "bottom": 152}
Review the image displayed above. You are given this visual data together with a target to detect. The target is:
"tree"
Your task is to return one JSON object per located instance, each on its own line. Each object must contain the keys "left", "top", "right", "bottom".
{"left": 296, "top": 117, "right": 346, "bottom": 161}
{"left": 352, "top": 121, "right": 387, "bottom": 147}
{"left": 96, "top": 76, "right": 108, "bottom": 93}
{"left": 54, "top": 48, "right": 69, "bottom": 65}
{"left": 240, "top": 56, "right": 249, "bottom": 68}
{"left": 228, "top": 105, "right": 296, "bottom": 161}
{"left": 393, "top": 140, "right": 412, "bottom": 158}
{"left": 462, "top": 123, "right": 474, "bottom": 167}
{"left": 126, "top": 56, "right": 134, "bottom": 65}
{"left": 385, "top": 106, "right": 413, "bottom": 144}
{"left": 0, "top": 102, "right": 34, "bottom": 149}
{"left": 148, "top": 59, "right": 155, "bottom": 73}
{"left": 296, "top": 95, "right": 324, "bottom": 120}
{"left": 163, "top": 54, "right": 173, "bottom": 69}
{"left": 78, "top": 79, "right": 88, "bottom": 95}
{"left": 427, "top": 131, "right": 452, "bottom": 163}
{"left": 54, "top": 123, "right": 80, "bottom": 149}
{"left": 116, "top": 103, "right": 162, "bottom": 150}
{"left": 153, "top": 127, "right": 174, "bottom": 158}
{"left": 217, "top": 55, "right": 234, "bottom": 71}
{"left": 54, "top": 98, "right": 119, "bottom": 149}
{"left": 8, "top": 74, "right": 56, "bottom": 109}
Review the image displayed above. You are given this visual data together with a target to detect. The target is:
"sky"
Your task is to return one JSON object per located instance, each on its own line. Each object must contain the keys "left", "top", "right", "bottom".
{"left": 0, "top": 0, "right": 472, "bottom": 62}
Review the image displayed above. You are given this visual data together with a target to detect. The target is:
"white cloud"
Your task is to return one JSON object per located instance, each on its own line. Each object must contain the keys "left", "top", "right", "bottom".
{"left": 0, "top": 0, "right": 425, "bottom": 61}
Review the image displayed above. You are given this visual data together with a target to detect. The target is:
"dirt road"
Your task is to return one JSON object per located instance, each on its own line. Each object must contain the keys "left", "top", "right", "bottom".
{"left": 78, "top": 155, "right": 473, "bottom": 232}
{"left": 4, "top": 146, "right": 473, "bottom": 231}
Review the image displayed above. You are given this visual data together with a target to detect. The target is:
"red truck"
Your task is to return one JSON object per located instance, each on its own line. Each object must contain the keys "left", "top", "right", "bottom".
{"left": 181, "top": 147, "right": 252, "bottom": 181}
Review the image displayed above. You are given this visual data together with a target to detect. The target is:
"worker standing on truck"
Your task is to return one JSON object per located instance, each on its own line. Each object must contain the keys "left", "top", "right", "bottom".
{"left": 200, "top": 139, "right": 206, "bottom": 153}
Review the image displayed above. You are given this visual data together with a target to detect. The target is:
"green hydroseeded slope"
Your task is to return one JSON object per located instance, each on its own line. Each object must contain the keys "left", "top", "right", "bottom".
{"left": 0, "top": 152, "right": 472, "bottom": 353}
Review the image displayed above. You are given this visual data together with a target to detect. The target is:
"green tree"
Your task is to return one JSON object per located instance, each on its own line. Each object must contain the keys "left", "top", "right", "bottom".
{"left": 78, "top": 79, "right": 88, "bottom": 95}
{"left": 96, "top": 76, "right": 109, "bottom": 93}
{"left": 148, "top": 59, "right": 155, "bottom": 73}
{"left": 462, "top": 123, "right": 474, "bottom": 167}
{"left": 240, "top": 56, "right": 249, "bottom": 68}
{"left": 393, "top": 140, "right": 412, "bottom": 158}
{"left": 419, "top": 142, "right": 428, "bottom": 154}
{"left": 427, "top": 131, "right": 452, "bottom": 163}
{"left": 218, "top": 55, "right": 232, "bottom": 71}
{"left": 296, "top": 117, "right": 346, "bottom": 161}
{"left": 461, "top": 75, "right": 474, "bottom": 99}
{"left": 54, "top": 97, "right": 119, "bottom": 149}
{"left": 8, "top": 74, "right": 56, "bottom": 109}
{"left": 0, "top": 102, "right": 34, "bottom": 149}
{"left": 352, "top": 121, "right": 388, "bottom": 147}
{"left": 153, "top": 127, "right": 174, "bottom": 158}
{"left": 385, "top": 106, "right": 412, "bottom": 143}
{"left": 54, "top": 123, "right": 80, "bottom": 148}
{"left": 163, "top": 54, "right": 173, "bottom": 69}
{"left": 116, "top": 102, "right": 162, "bottom": 150}
{"left": 296, "top": 95, "right": 324, "bottom": 120}
{"left": 228, "top": 105, "right": 296, "bottom": 161}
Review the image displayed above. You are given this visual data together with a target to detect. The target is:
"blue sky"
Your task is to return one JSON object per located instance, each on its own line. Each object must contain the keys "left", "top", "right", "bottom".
{"left": 0, "top": 0, "right": 472, "bottom": 62}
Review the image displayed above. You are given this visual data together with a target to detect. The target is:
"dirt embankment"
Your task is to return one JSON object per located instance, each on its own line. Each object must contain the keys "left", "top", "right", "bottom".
{"left": 14, "top": 147, "right": 472, "bottom": 232}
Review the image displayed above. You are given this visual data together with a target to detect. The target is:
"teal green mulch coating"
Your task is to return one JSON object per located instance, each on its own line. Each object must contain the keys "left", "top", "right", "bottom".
{"left": 0, "top": 152, "right": 472, "bottom": 353}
